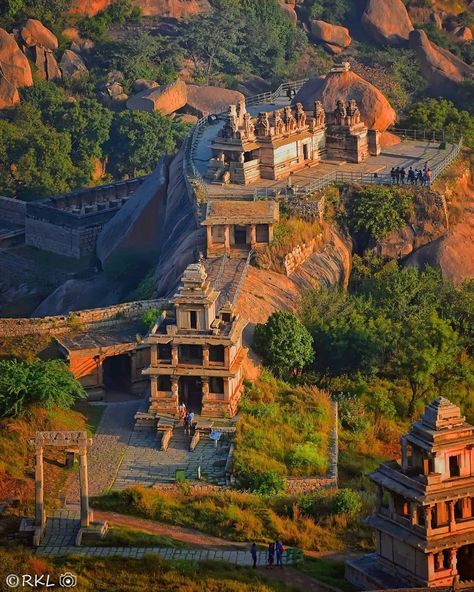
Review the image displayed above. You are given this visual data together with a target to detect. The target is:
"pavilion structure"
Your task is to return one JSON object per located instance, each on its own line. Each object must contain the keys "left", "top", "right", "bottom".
{"left": 346, "top": 397, "right": 474, "bottom": 589}
{"left": 141, "top": 262, "right": 247, "bottom": 418}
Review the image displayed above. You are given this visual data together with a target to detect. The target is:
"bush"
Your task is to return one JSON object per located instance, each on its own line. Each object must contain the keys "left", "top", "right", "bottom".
{"left": 236, "top": 469, "right": 286, "bottom": 495}
{"left": 330, "top": 489, "right": 362, "bottom": 516}
{"left": 141, "top": 308, "right": 163, "bottom": 330}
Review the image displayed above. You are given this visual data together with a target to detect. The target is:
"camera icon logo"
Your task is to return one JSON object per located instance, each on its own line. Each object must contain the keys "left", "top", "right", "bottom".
{"left": 59, "top": 572, "right": 77, "bottom": 588}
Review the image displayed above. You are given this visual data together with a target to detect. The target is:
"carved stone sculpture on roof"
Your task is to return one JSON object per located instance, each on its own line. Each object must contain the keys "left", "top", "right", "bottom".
{"left": 221, "top": 104, "right": 240, "bottom": 139}
{"left": 256, "top": 111, "right": 271, "bottom": 137}
{"left": 347, "top": 99, "right": 361, "bottom": 125}
{"left": 273, "top": 109, "right": 285, "bottom": 136}
{"left": 242, "top": 112, "right": 255, "bottom": 140}
{"left": 334, "top": 99, "right": 347, "bottom": 126}
{"left": 283, "top": 106, "right": 297, "bottom": 133}
{"left": 312, "top": 100, "right": 325, "bottom": 128}
{"left": 295, "top": 102, "right": 307, "bottom": 129}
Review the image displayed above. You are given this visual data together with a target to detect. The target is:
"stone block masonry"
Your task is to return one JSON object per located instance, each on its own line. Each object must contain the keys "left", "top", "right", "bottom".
{"left": 0, "top": 195, "right": 27, "bottom": 226}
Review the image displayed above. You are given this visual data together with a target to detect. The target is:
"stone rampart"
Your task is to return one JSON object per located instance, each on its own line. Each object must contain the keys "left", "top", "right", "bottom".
{"left": 0, "top": 299, "right": 167, "bottom": 337}
{"left": 0, "top": 195, "right": 27, "bottom": 226}
{"left": 284, "top": 236, "right": 323, "bottom": 276}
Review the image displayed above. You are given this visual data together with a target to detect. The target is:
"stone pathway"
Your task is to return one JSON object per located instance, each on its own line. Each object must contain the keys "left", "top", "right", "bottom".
{"left": 113, "top": 426, "right": 230, "bottom": 490}
{"left": 67, "top": 400, "right": 141, "bottom": 503}
{"left": 39, "top": 510, "right": 81, "bottom": 548}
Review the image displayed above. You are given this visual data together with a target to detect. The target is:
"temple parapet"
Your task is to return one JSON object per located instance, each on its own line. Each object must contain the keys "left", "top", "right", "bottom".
{"left": 207, "top": 95, "right": 375, "bottom": 185}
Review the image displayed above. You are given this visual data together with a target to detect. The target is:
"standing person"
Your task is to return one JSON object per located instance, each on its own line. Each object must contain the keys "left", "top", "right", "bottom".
{"left": 184, "top": 413, "right": 191, "bottom": 436}
{"left": 275, "top": 540, "right": 284, "bottom": 569}
{"left": 427, "top": 168, "right": 433, "bottom": 186}
{"left": 250, "top": 543, "right": 258, "bottom": 568}
{"left": 390, "top": 167, "right": 396, "bottom": 184}
{"left": 408, "top": 167, "right": 414, "bottom": 185}
{"left": 417, "top": 169, "right": 423, "bottom": 186}
{"left": 422, "top": 170, "right": 428, "bottom": 186}
{"left": 400, "top": 167, "right": 406, "bottom": 185}
{"left": 267, "top": 542, "right": 275, "bottom": 568}
{"left": 178, "top": 402, "right": 186, "bottom": 423}
{"left": 395, "top": 167, "right": 401, "bottom": 185}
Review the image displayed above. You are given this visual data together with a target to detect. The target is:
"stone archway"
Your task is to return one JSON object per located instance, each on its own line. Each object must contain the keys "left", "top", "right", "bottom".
{"left": 32, "top": 431, "right": 92, "bottom": 545}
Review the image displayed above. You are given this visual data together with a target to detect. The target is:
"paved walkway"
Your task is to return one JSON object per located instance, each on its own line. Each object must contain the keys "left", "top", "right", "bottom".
{"left": 67, "top": 400, "right": 141, "bottom": 503}
{"left": 113, "top": 426, "right": 230, "bottom": 490}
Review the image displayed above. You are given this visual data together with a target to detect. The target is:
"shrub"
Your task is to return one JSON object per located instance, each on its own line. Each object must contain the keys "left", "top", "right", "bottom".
{"left": 289, "top": 442, "right": 329, "bottom": 474}
{"left": 330, "top": 489, "right": 362, "bottom": 516}
{"left": 141, "top": 308, "right": 163, "bottom": 330}
{"left": 236, "top": 469, "right": 286, "bottom": 495}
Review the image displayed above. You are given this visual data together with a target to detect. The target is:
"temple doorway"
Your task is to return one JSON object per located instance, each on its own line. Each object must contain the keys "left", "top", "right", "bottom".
{"left": 303, "top": 143, "right": 310, "bottom": 160}
{"left": 234, "top": 226, "right": 248, "bottom": 246}
{"left": 179, "top": 377, "right": 203, "bottom": 413}
{"left": 103, "top": 354, "right": 131, "bottom": 394}
{"left": 458, "top": 544, "right": 474, "bottom": 581}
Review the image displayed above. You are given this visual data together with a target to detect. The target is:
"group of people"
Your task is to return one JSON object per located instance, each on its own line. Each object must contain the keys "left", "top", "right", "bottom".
{"left": 390, "top": 165, "right": 432, "bottom": 186}
{"left": 178, "top": 402, "right": 195, "bottom": 435}
{"left": 250, "top": 541, "right": 285, "bottom": 569}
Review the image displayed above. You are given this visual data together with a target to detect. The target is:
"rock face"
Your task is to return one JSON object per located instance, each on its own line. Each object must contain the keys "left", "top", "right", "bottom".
{"left": 33, "top": 46, "right": 61, "bottom": 80}
{"left": 20, "top": 19, "right": 58, "bottom": 50}
{"left": 293, "top": 68, "right": 396, "bottom": 131}
{"left": 70, "top": 0, "right": 210, "bottom": 17}
{"left": 127, "top": 80, "right": 187, "bottom": 114}
{"left": 409, "top": 29, "right": 474, "bottom": 99}
{"left": 185, "top": 85, "right": 245, "bottom": 117}
{"left": 60, "top": 50, "right": 88, "bottom": 78}
{"left": 455, "top": 26, "right": 473, "bottom": 42}
{"left": 0, "top": 28, "right": 33, "bottom": 108}
{"left": 362, "top": 0, "right": 413, "bottom": 46}
{"left": 133, "top": 79, "right": 159, "bottom": 93}
{"left": 310, "top": 20, "right": 351, "bottom": 54}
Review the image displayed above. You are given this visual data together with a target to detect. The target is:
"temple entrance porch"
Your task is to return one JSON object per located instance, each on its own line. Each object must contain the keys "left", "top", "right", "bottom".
{"left": 458, "top": 544, "right": 474, "bottom": 581}
{"left": 179, "top": 376, "right": 203, "bottom": 414}
{"left": 103, "top": 353, "right": 131, "bottom": 395}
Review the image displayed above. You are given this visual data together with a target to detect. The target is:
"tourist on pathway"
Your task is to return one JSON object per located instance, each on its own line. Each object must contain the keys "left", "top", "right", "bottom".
{"left": 417, "top": 170, "right": 423, "bottom": 185}
{"left": 400, "top": 168, "right": 406, "bottom": 185}
{"left": 251, "top": 543, "right": 258, "bottom": 568}
{"left": 408, "top": 167, "right": 415, "bottom": 185}
{"left": 395, "top": 167, "right": 400, "bottom": 184}
{"left": 427, "top": 168, "right": 433, "bottom": 186}
{"left": 275, "top": 540, "right": 284, "bottom": 568}
{"left": 390, "top": 168, "right": 396, "bottom": 184}
{"left": 178, "top": 402, "right": 186, "bottom": 422}
{"left": 267, "top": 542, "right": 275, "bottom": 568}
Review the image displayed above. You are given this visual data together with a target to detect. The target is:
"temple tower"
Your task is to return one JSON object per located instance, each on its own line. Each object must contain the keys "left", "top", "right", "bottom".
{"left": 347, "top": 397, "right": 474, "bottom": 589}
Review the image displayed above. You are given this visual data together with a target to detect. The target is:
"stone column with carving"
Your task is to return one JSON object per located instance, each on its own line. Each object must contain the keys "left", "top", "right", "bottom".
{"left": 449, "top": 500, "right": 456, "bottom": 532}
{"left": 171, "top": 345, "right": 178, "bottom": 367}
{"left": 35, "top": 441, "right": 45, "bottom": 529}
{"left": 78, "top": 442, "right": 90, "bottom": 528}
{"left": 250, "top": 224, "right": 257, "bottom": 248}
{"left": 450, "top": 547, "right": 458, "bottom": 577}
{"left": 224, "top": 225, "right": 230, "bottom": 255}
{"left": 224, "top": 346, "right": 231, "bottom": 369}
{"left": 426, "top": 505, "right": 433, "bottom": 536}
{"left": 206, "top": 225, "right": 213, "bottom": 255}
{"left": 171, "top": 377, "right": 179, "bottom": 405}
{"left": 203, "top": 344, "right": 210, "bottom": 368}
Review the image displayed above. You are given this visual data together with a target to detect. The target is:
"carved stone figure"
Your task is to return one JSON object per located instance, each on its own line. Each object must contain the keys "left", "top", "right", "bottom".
{"left": 295, "top": 102, "right": 307, "bottom": 128}
{"left": 334, "top": 99, "right": 347, "bottom": 125}
{"left": 283, "top": 106, "right": 297, "bottom": 132}
{"left": 222, "top": 104, "right": 239, "bottom": 138}
{"left": 243, "top": 112, "right": 255, "bottom": 139}
{"left": 256, "top": 111, "right": 271, "bottom": 137}
{"left": 313, "top": 100, "right": 326, "bottom": 127}
{"left": 347, "top": 99, "right": 361, "bottom": 124}
{"left": 273, "top": 109, "right": 284, "bottom": 135}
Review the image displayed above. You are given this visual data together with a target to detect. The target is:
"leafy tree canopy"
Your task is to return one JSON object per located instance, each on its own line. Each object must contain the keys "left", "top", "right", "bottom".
{"left": 253, "top": 311, "right": 314, "bottom": 377}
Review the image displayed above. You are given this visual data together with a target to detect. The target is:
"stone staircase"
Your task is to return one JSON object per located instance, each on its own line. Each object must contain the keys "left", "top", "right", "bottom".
{"left": 39, "top": 510, "right": 81, "bottom": 548}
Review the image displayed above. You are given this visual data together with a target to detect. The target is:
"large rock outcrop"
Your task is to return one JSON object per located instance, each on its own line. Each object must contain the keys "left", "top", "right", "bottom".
{"left": 0, "top": 27, "right": 33, "bottom": 108}
{"left": 362, "top": 0, "right": 414, "bottom": 46}
{"left": 185, "top": 85, "right": 245, "bottom": 117}
{"left": 70, "top": 0, "right": 210, "bottom": 17}
{"left": 310, "top": 20, "right": 351, "bottom": 54}
{"left": 293, "top": 67, "right": 396, "bottom": 131}
{"left": 409, "top": 29, "right": 474, "bottom": 99}
{"left": 20, "top": 19, "right": 58, "bottom": 50}
{"left": 60, "top": 50, "right": 88, "bottom": 78}
{"left": 97, "top": 158, "right": 170, "bottom": 265}
{"left": 127, "top": 80, "right": 187, "bottom": 114}
{"left": 33, "top": 47, "right": 61, "bottom": 81}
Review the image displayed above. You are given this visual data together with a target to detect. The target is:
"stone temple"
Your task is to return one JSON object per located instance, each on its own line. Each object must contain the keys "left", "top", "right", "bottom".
{"left": 346, "top": 397, "right": 474, "bottom": 589}
{"left": 141, "top": 262, "right": 247, "bottom": 418}
{"left": 206, "top": 94, "right": 380, "bottom": 185}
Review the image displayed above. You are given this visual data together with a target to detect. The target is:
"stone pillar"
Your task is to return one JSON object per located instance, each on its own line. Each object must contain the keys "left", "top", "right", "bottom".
{"left": 224, "top": 346, "right": 230, "bottom": 369}
{"left": 268, "top": 224, "right": 274, "bottom": 243}
{"left": 450, "top": 547, "right": 458, "bottom": 577}
{"left": 224, "top": 225, "right": 230, "bottom": 254}
{"left": 410, "top": 502, "right": 418, "bottom": 526}
{"left": 202, "top": 377, "right": 210, "bottom": 399}
{"left": 250, "top": 224, "right": 257, "bottom": 248}
{"left": 401, "top": 436, "right": 408, "bottom": 472}
{"left": 150, "top": 344, "right": 157, "bottom": 366}
{"left": 79, "top": 447, "right": 90, "bottom": 528}
{"left": 171, "top": 377, "right": 179, "bottom": 403}
{"left": 171, "top": 345, "right": 178, "bottom": 367}
{"left": 427, "top": 554, "right": 435, "bottom": 581}
{"left": 130, "top": 351, "right": 137, "bottom": 381}
{"left": 150, "top": 377, "right": 158, "bottom": 401}
{"left": 203, "top": 345, "right": 210, "bottom": 368}
{"left": 426, "top": 505, "right": 433, "bottom": 535}
{"left": 35, "top": 445, "right": 45, "bottom": 529}
{"left": 449, "top": 500, "right": 456, "bottom": 532}
{"left": 223, "top": 377, "right": 230, "bottom": 401}
{"left": 206, "top": 225, "right": 213, "bottom": 254}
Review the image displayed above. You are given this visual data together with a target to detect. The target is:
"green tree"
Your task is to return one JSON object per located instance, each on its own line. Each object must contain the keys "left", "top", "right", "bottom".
{"left": 393, "top": 313, "right": 461, "bottom": 417}
{"left": 107, "top": 111, "right": 188, "bottom": 177}
{"left": 0, "top": 359, "right": 85, "bottom": 418}
{"left": 253, "top": 311, "right": 314, "bottom": 377}
{"left": 402, "top": 98, "right": 474, "bottom": 148}
{"left": 348, "top": 186, "right": 413, "bottom": 241}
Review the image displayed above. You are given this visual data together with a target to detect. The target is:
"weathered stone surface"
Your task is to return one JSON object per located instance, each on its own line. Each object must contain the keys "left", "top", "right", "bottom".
{"left": 0, "top": 27, "right": 33, "bottom": 92}
{"left": 70, "top": 0, "right": 210, "bottom": 18}
{"left": 34, "top": 46, "right": 61, "bottom": 81}
{"left": 455, "top": 26, "right": 473, "bottom": 42}
{"left": 237, "top": 75, "right": 271, "bottom": 96}
{"left": 277, "top": 0, "right": 297, "bottom": 23}
{"left": 0, "top": 75, "right": 20, "bottom": 109}
{"left": 362, "top": 0, "right": 413, "bottom": 46}
{"left": 310, "top": 20, "right": 351, "bottom": 54}
{"left": 294, "top": 69, "right": 396, "bottom": 131}
{"left": 409, "top": 29, "right": 474, "bottom": 98}
{"left": 185, "top": 84, "right": 245, "bottom": 117}
{"left": 60, "top": 49, "right": 88, "bottom": 78}
{"left": 21, "top": 19, "right": 58, "bottom": 50}
{"left": 132, "top": 78, "right": 159, "bottom": 93}
{"left": 126, "top": 80, "right": 187, "bottom": 114}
